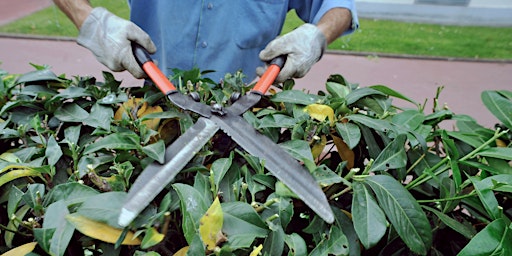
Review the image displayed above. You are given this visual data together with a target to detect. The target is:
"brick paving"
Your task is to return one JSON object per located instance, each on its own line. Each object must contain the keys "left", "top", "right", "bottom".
{"left": 0, "top": 1, "right": 511, "bottom": 128}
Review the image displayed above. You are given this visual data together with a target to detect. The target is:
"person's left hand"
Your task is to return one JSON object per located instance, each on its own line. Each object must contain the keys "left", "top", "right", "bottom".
{"left": 257, "top": 24, "right": 326, "bottom": 83}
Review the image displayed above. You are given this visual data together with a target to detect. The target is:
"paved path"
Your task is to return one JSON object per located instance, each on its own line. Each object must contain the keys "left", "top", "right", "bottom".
{"left": 2, "top": 36, "right": 511, "bottom": 129}
{"left": 0, "top": 0, "right": 511, "bottom": 128}
{"left": 0, "top": 0, "right": 53, "bottom": 26}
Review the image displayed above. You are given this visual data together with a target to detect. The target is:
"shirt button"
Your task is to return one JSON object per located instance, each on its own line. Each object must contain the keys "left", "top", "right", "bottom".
{"left": 207, "top": 3, "right": 213, "bottom": 9}
{"left": 201, "top": 41, "right": 208, "bottom": 48}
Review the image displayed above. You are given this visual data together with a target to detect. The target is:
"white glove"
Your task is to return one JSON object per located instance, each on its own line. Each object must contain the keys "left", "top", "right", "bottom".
{"left": 77, "top": 7, "right": 156, "bottom": 79}
{"left": 257, "top": 24, "right": 327, "bottom": 83}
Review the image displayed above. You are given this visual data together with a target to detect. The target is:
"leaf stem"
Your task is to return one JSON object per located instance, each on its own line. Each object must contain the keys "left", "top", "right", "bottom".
{"left": 417, "top": 191, "right": 476, "bottom": 203}
{"left": 406, "top": 129, "right": 507, "bottom": 190}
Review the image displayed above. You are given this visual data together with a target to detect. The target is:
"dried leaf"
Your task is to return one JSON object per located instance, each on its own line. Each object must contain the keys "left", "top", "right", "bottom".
{"left": 65, "top": 214, "right": 141, "bottom": 245}
{"left": 311, "top": 135, "right": 327, "bottom": 160}
{"left": 1, "top": 242, "right": 37, "bottom": 256}
{"left": 332, "top": 135, "right": 355, "bottom": 170}
{"left": 199, "top": 197, "right": 224, "bottom": 251}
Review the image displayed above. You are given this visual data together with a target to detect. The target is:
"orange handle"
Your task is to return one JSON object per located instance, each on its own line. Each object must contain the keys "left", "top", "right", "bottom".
{"left": 141, "top": 62, "right": 176, "bottom": 94}
{"left": 132, "top": 42, "right": 176, "bottom": 94}
{"left": 252, "top": 56, "right": 286, "bottom": 94}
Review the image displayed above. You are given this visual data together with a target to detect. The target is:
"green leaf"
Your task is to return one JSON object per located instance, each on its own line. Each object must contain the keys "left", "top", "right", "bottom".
{"left": 63, "top": 125, "right": 81, "bottom": 146}
{"left": 311, "top": 165, "right": 343, "bottom": 187}
{"left": 369, "top": 85, "right": 418, "bottom": 106}
{"left": 77, "top": 192, "right": 127, "bottom": 228}
{"left": 345, "top": 114, "right": 393, "bottom": 133}
{"left": 345, "top": 87, "right": 386, "bottom": 105}
{"left": 285, "top": 233, "right": 308, "bottom": 256}
{"left": 477, "top": 148, "right": 512, "bottom": 161}
{"left": 54, "top": 103, "right": 89, "bottom": 122}
{"left": 43, "top": 200, "right": 75, "bottom": 256}
{"left": 173, "top": 183, "right": 208, "bottom": 244}
{"left": 391, "top": 110, "right": 425, "bottom": 131}
{"left": 333, "top": 207, "right": 361, "bottom": 256}
{"left": 279, "top": 140, "right": 316, "bottom": 171}
{"left": 21, "top": 183, "right": 45, "bottom": 209}
{"left": 335, "top": 122, "right": 361, "bottom": 149}
{"left": 211, "top": 156, "right": 233, "bottom": 195}
{"left": 364, "top": 175, "right": 432, "bottom": 255}
{"left": 422, "top": 206, "right": 476, "bottom": 239}
{"left": 258, "top": 114, "right": 298, "bottom": 129}
{"left": 4, "top": 205, "right": 30, "bottom": 247}
{"left": 83, "top": 132, "right": 140, "bottom": 155}
{"left": 369, "top": 134, "right": 407, "bottom": 172}
{"left": 141, "top": 140, "right": 165, "bottom": 164}
{"left": 470, "top": 176, "right": 501, "bottom": 220}
{"left": 263, "top": 223, "right": 285, "bottom": 256}
{"left": 45, "top": 135, "right": 63, "bottom": 166}
{"left": 271, "top": 90, "right": 323, "bottom": 105}
{"left": 44, "top": 182, "right": 99, "bottom": 207}
{"left": 16, "top": 68, "right": 61, "bottom": 83}
{"left": 352, "top": 182, "right": 387, "bottom": 249}
{"left": 326, "top": 81, "right": 349, "bottom": 99}
{"left": 7, "top": 185, "right": 24, "bottom": 218}
{"left": 222, "top": 202, "right": 268, "bottom": 249}
{"left": 458, "top": 218, "right": 511, "bottom": 256}
{"left": 308, "top": 225, "right": 349, "bottom": 256}
{"left": 55, "top": 86, "right": 91, "bottom": 99}
{"left": 481, "top": 90, "right": 512, "bottom": 130}
{"left": 84, "top": 103, "right": 113, "bottom": 131}
{"left": 33, "top": 228, "right": 56, "bottom": 254}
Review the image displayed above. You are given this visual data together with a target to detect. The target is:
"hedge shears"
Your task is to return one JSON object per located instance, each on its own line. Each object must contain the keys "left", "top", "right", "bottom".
{"left": 118, "top": 43, "right": 334, "bottom": 227}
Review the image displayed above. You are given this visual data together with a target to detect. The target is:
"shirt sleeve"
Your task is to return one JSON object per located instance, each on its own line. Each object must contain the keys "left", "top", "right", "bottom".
{"left": 292, "top": 0, "right": 359, "bottom": 36}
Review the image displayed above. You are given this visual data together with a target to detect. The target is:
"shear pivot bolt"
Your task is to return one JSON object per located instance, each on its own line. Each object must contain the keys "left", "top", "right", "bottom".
{"left": 189, "top": 92, "right": 200, "bottom": 102}
{"left": 230, "top": 92, "right": 241, "bottom": 103}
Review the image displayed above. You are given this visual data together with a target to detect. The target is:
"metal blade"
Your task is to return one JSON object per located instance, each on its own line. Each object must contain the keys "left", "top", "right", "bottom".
{"left": 210, "top": 113, "right": 334, "bottom": 223}
{"left": 118, "top": 117, "right": 219, "bottom": 226}
{"left": 167, "top": 92, "right": 212, "bottom": 118}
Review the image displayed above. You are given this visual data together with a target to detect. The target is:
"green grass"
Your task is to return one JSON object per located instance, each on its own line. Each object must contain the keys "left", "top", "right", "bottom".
{"left": 1, "top": 1, "right": 511, "bottom": 60}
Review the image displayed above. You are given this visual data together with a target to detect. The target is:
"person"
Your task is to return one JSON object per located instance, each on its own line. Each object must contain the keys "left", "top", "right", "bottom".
{"left": 53, "top": 0, "right": 358, "bottom": 84}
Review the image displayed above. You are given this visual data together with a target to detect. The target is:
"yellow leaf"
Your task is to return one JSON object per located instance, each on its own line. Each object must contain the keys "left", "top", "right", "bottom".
{"left": 199, "top": 197, "right": 224, "bottom": 251}
{"left": 141, "top": 227, "right": 165, "bottom": 249}
{"left": 332, "top": 135, "right": 355, "bottom": 170}
{"left": 0, "top": 166, "right": 42, "bottom": 187}
{"left": 65, "top": 214, "right": 141, "bottom": 245}
{"left": 496, "top": 139, "right": 507, "bottom": 147}
{"left": 0, "top": 152, "right": 20, "bottom": 162}
{"left": 311, "top": 135, "right": 327, "bottom": 160}
{"left": 140, "top": 105, "right": 163, "bottom": 130}
{"left": 1, "top": 242, "right": 37, "bottom": 256}
{"left": 249, "top": 244, "right": 263, "bottom": 256}
{"left": 174, "top": 246, "right": 189, "bottom": 256}
{"left": 305, "top": 104, "right": 334, "bottom": 126}
{"left": 114, "top": 98, "right": 141, "bottom": 121}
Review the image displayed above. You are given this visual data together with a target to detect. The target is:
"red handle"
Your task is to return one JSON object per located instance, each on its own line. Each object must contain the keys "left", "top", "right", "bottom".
{"left": 252, "top": 56, "right": 286, "bottom": 94}
{"left": 132, "top": 42, "right": 176, "bottom": 94}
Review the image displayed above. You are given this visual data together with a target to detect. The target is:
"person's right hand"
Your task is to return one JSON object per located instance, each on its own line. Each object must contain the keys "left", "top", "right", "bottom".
{"left": 77, "top": 7, "right": 156, "bottom": 79}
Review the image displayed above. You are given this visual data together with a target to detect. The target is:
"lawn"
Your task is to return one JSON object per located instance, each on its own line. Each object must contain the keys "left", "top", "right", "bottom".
{"left": 1, "top": 0, "right": 511, "bottom": 60}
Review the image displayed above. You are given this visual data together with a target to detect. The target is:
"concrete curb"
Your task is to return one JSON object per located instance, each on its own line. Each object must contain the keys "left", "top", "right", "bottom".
{"left": 3, "top": 32, "right": 511, "bottom": 64}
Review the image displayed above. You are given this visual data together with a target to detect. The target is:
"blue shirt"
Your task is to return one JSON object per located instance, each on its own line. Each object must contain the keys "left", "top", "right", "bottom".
{"left": 128, "top": 0, "right": 358, "bottom": 83}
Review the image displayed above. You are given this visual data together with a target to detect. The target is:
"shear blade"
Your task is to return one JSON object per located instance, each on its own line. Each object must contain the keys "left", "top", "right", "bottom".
{"left": 118, "top": 117, "right": 219, "bottom": 227}
{"left": 211, "top": 113, "right": 335, "bottom": 223}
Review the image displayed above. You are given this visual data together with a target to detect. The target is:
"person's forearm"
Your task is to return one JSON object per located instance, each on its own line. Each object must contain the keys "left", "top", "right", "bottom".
{"left": 53, "top": 0, "right": 93, "bottom": 29}
{"left": 316, "top": 8, "right": 353, "bottom": 44}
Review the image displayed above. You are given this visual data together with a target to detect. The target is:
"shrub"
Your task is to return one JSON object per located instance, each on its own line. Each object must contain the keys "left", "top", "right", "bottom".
{"left": 1, "top": 65, "right": 511, "bottom": 255}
